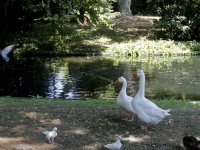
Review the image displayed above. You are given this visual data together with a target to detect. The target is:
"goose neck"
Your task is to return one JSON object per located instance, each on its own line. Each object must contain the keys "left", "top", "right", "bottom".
{"left": 138, "top": 75, "right": 145, "bottom": 97}
{"left": 120, "top": 81, "right": 127, "bottom": 95}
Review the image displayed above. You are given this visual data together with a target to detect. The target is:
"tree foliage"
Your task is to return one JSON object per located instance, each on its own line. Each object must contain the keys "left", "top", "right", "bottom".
{"left": 0, "top": 0, "right": 119, "bottom": 46}
{"left": 149, "top": 0, "right": 200, "bottom": 40}
{"left": 131, "top": 0, "right": 149, "bottom": 15}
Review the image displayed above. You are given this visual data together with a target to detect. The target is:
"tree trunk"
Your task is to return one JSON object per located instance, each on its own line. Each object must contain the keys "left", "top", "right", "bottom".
{"left": 77, "top": 8, "right": 90, "bottom": 26}
{"left": 118, "top": 0, "right": 132, "bottom": 16}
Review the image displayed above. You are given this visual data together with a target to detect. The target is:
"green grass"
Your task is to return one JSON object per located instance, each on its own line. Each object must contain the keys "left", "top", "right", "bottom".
{"left": 1, "top": 97, "right": 200, "bottom": 109}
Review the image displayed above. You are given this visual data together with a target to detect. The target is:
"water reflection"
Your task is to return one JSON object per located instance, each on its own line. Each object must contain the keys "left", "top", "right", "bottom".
{"left": 0, "top": 56, "right": 200, "bottom": 100}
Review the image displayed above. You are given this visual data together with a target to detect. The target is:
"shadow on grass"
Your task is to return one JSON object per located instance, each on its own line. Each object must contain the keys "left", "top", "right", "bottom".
{"left": 13, "top": 18, "right": 151, "bottom": 55}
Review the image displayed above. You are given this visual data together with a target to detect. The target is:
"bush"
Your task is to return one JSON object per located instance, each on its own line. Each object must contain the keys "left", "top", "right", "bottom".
{"left": 150, "top": 0, "right": 200, "bottom": 40}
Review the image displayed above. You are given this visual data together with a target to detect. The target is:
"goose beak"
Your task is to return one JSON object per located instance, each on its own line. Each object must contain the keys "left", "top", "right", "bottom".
{"left": 132, "top": 71, "right": 137, "bottom": 75}
{"left": 115, "top": 79, "right": 119, "bottom": 83}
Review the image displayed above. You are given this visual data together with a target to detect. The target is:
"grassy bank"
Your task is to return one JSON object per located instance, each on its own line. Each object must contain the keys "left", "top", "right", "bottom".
{"left": 0, "top": 97, "right": 200, "bottom": 149}
{"left": 13, "top": 16, "right": 200, "bottom": 56}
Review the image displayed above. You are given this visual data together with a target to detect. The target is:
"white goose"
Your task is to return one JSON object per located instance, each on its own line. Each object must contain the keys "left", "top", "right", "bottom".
{"left": 131, "top": 70, "right": 170, "bottom": 129}
{"left": 116, "top": 77, "right": 135, "bottom": 121}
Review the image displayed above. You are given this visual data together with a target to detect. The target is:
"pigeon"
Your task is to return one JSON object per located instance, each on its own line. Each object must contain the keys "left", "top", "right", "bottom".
{"left": 104, "top": 136, "right": 122, "bottom": 150}
{"left": 0, "top": 44, "right": 15, "bottom": 62}
{"left": 43, "top": 127, "right": 58, "bottom": 144}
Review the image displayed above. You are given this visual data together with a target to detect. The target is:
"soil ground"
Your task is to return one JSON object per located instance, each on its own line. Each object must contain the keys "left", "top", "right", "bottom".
{"left": 0, "top": 98, "right": 200, "bottom": 150}
{"left": 114, "top": 15, "right": 160, "bottom": 31}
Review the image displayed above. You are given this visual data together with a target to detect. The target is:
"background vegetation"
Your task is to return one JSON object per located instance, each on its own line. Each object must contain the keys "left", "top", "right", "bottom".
{"left": 0, "top": 0, "right": 200, "bottom": 53}
{"left": 149, "top": 0, "right": 200, "bottom": 40}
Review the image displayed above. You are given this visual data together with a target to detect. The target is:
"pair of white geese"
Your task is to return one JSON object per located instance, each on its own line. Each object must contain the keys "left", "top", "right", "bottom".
{"left": 104, "top": 70, "right": 170, "bottom": 150}
{"left": 116, "top": 69, "right": 170, "bottom": 130}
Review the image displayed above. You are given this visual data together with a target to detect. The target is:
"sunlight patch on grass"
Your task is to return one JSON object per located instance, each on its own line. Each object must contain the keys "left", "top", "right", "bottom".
{"left": 64, "top": 128, "right": 87, "bottom": 135}
{"left": 0, "top": 137, "right": 25, "bottom": 143}
{"left": 82, "top": 143, "right": 102, "bottom": 150}
{"left": 51, "top": 119, "right": 62, "bottom": 125}
{"left": 40, "top": 119, "right": 62, "bottom": 125}
{"left": 25, "top": 112, "right": 38, "bottom": 118}
{"left": 168, "top": 138, "right": 178, "bottom": 142}
{"left": 188, "top": 101, "right": 200, "bottom": 105}
{"left": 123, "top": 135, "right": 146, "bottom": 142}
{"left": 109, "top": 40, "right": 191, "bottom": 56}
{"left": 95, "top": 37, "right": 112, "bottom": 44}
{"left": 15, "top": 125, "right": 28, "bottom": 129}
{"left": 0, "top": 136, "right": 57, "bottom": 149}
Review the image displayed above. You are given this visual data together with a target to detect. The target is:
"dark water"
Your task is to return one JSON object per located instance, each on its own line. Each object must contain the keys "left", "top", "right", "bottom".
{"left": 0, "top": 55, "right": 200, "bottom": 100}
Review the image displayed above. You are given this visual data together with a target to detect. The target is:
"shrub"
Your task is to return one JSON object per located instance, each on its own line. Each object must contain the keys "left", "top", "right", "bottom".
{"left": 150, "top": 0, "right": 200, "bottom": 40}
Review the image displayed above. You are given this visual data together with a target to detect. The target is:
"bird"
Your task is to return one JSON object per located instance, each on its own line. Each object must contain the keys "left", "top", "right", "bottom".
{"left": 183, "top": 134, "right": 200, "bottom": 150}
{"left": 104, "top": 136, "right": 122, "bottom": 150}
{"left": 131, "top": 69, "right": 170, "bottom": 130}
{"left": 43, "top": 127, "right": 58, "bottom": 144}
{"left": 0, "top": 44, "right": 15, "bottom": 62}
{"left": 115, "top": 77, "right": 135, "bottom": 121}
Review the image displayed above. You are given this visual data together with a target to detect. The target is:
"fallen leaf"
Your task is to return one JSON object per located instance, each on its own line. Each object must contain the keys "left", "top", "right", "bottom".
{"left": 35, "top": 127, "right": 41, "bottom": 130}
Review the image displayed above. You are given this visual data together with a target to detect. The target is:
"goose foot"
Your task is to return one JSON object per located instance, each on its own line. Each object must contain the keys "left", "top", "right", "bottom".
{"left": 128, "top": 115, "right": 134, "bottom": 121}
{"left": 122, "top": 115, "right": 128, "bottom": 121}
{"left": 141, "top": 123, "right": 148, "bottom": 130}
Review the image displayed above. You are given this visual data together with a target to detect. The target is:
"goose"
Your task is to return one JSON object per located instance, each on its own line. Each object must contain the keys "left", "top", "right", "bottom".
{"left": 43, "top": 127, "right": 58, "bottom": 144}
{"left": 183, "top": 134, "right": 200, "bottom": 150}
{"left": 115, "top": 77, "right": 135, "bottom": 121}
{"left": 104, "top": 136, "right": 122, "bottom": 150}
{"left": 0, "top": 44, "right": 15, "bottom": 62}
{"left": 131, "top": 70, "right": 170, "bottom": 129}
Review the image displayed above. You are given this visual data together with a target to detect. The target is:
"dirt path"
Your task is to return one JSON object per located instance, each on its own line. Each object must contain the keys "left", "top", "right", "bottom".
{"left": 114, "top": 15, "right": 160, "bottom": 31}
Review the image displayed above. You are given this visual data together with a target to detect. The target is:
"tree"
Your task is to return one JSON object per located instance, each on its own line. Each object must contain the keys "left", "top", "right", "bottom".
{"left": 72, "top": 0, "right": 120, "bottom": 27}
{"left": 149, "top": 0, "right": 200, "bottom": 40}
{"left": 0, "top": 0, "right": 120, "bottom": 46}
{"left": 118, "top": 0, "right": 132, "bottom": 15}
{"left": 0, "top": 0, "right": 11, "bottom": 45}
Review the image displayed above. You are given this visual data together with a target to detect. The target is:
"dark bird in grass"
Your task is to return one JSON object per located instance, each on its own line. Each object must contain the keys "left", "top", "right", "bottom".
{"left": 0, "top": 44, "right": 15, "bottom": 62}
{"left": 183, "top": 134, "right": 200, "bottom": 150}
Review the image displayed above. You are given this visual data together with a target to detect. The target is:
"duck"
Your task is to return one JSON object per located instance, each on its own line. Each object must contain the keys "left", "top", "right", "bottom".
{"left": 183, "top": 134, "right": 200, "bottom": 150}
{"left": 104, "top": 136, "right": 122, "bottom": 150}
{"left": 43, "top": 127, "right": 59, "bottom": 144}
{"left": 115, "top": 77, "right": 135, "bottom": 121}
{"left": 0, "top": 44, "right": 15, "bottom": 62}
{"left": 131, "top": 70, "right": 170, "bottom": 129}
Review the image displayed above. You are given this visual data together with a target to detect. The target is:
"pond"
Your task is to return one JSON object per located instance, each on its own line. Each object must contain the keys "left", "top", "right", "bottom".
{"left": 0, "top": 55, "right": 200, "bottom": 100}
